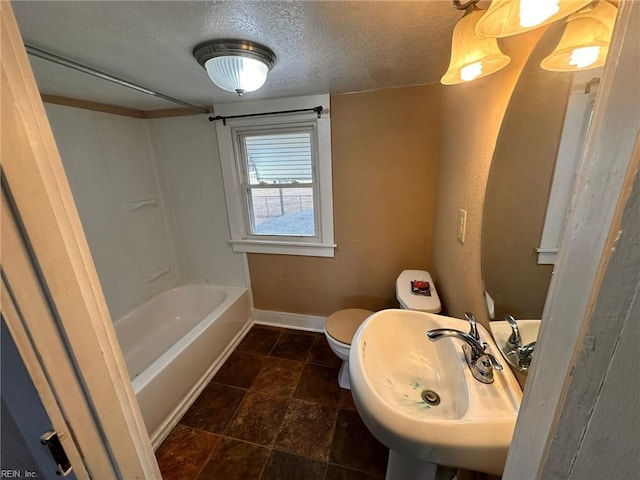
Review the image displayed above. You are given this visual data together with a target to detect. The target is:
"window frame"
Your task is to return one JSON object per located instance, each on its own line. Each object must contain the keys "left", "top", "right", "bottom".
{"left": 215, "top": 95, "right": 335, "bottom": 257}
{"left": 234, "top": 124, "right": 320, "bottom": 241}
{"left": 536, "top": 71, "right": 599, "bottom": 265}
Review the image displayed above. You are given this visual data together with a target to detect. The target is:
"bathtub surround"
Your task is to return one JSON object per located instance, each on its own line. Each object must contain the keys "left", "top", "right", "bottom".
{"left": 45, "top": 104, "right": 248, "bottom": 320}
{"left": 150, "top": 115, "right": 246, "bottom": 287}
{"left": 45, "top": 102, "right": 253, "bottom": 447}
{"left": 45, "top": 104, "right": 180, "bottom": 319}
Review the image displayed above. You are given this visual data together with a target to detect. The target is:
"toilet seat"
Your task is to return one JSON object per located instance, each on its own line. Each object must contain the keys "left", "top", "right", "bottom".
{"left": 325, "top": 308, "right": 373, "bottom": 346}
{"left": 324, "top": 308, "right": 373, "bottom": 390}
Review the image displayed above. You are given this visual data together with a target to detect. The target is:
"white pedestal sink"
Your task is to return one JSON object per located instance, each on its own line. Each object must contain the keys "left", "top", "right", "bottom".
{"left": 349, "top": 309, "right": 522, "bottom": 479}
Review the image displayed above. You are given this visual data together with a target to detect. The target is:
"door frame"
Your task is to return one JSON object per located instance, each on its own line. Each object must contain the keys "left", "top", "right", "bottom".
{"left": 1, "top": 2, "right": 160, "bottom": 478}
{"left": 504, "top": 0, "right": 639, "bottom": 477}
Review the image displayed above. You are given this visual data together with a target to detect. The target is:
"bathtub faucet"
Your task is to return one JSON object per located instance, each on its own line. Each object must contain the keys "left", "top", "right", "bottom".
{"left": 426, "top": 312, "right": 502, "bottom": 384}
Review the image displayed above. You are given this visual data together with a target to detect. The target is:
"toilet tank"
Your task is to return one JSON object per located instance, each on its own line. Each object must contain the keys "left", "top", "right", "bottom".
{"left": 396, "top": 270, "right": 441, "bottom": 313}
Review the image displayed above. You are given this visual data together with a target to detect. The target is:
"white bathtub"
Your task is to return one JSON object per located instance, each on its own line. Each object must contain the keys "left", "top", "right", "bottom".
{"left": 114, "top": 284, "right": 251, "bottom": 448}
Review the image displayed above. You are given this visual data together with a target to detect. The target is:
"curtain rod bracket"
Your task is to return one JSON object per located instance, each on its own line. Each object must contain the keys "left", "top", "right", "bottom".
{"left": 209, "top": 106, "right": 324, "bottom": 125}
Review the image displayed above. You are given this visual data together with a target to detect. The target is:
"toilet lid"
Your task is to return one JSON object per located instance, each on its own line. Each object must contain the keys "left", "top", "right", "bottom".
{"left": 396, "top": 270, "right": 441, "bottom": 312}
{"left": 325, "top": 308, "right": 373, "bottom": 345}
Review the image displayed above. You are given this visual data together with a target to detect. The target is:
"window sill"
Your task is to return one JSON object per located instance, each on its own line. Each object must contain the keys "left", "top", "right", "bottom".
{"left": 230, "top": 239, "right": 336, "bottom": 257}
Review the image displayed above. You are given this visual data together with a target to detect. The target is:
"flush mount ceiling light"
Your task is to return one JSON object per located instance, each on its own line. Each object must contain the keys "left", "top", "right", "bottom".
{"left": 193, "top": 39, "right": 276, "bottom": 96}
{"left": 441, "top": 1, "right": 511, "bottom": 85}
{"left": 541, "top": 1, "right": 617, "bottom": 71}
{"left": 476, "top": 0, "right": 592, "bottom": 38}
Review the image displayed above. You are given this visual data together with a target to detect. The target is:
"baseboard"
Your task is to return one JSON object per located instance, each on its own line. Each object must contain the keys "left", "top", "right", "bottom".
{"left": 252, "top": 309, "right": 326, "bottom": 332}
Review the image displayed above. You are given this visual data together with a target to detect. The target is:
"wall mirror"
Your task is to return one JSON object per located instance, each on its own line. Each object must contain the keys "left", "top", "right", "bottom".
{"left": 481, "top": 22, "right": 607, "bottom": 325}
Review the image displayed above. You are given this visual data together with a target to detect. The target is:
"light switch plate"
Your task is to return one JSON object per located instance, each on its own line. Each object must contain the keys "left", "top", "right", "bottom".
{"left": 457, "top": 208, "right": 467, "bottom": 244}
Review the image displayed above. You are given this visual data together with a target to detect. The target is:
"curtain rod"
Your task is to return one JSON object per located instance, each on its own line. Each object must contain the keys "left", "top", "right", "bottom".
{"left": 209, "top": 106, "right": 323, "bottom": 125}
{"left": 25, "top": 44, "right": 210, "bottom": 114}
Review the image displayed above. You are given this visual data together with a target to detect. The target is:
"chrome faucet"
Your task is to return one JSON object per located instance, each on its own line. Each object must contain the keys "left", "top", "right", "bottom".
{"left": 503, "top": 315, "right": 536, "bottom": 371}
{"left": 505, "top": 315, "right": 522, "bottom": 350}
{"left": 426, "top": 312, "right": 503, "bottom": 384}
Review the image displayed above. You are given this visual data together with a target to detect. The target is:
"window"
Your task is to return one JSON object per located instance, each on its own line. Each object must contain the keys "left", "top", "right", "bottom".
{"left": 240, "top": 129, "right": 316, "bottom": 236}
{"left": 215, "top": 95, "right": 335, "bottom": 257}
{"left": 536, "top": 71, "right": 599, "bottom": 264}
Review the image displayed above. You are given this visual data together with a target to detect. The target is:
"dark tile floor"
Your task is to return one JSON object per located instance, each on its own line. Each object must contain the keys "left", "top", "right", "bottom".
{"left": 156, "top": 325, "right": 388, "bottom": 480}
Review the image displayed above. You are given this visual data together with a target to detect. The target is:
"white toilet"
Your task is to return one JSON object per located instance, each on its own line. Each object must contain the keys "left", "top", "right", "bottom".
{"left": 324, "top": 270, "right": 441, "bottom": 389}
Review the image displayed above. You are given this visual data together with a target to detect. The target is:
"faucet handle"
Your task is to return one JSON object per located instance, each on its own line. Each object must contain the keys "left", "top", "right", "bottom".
{"left": 505, "top": 314, "right": 522, "bottom": 349}
{"left": 464, "top": 312, "right": 480, "bottom": 341}
{"left": 482, "top": 352, "right": 503, "bottom": 371}
{"left": 517, "top": 341, "right": 536, "bottom": 371}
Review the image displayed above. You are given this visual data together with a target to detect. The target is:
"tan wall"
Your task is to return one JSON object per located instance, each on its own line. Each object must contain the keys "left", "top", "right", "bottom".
{"left": 248, "top": 85, "right": 441, "bottom": 316}
{"left": 431, "top": 30, "right": 545, "bottom": 329}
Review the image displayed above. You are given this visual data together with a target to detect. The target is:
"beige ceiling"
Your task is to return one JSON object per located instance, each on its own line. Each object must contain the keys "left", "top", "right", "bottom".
{"left": 12, "top": 0, "right": 465, "bottom": 110}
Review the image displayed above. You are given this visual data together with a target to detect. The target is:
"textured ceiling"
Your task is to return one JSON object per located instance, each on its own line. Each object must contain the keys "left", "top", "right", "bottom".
{"left": 12, "top": 0, "right": 465, "bottom": 110}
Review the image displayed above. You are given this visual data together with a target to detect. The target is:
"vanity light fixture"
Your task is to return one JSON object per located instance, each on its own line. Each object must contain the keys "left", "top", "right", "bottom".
{"left": 475, "top": 0, "right": 592, "bottom": 38}
{"left": 540, "top": 1, "right": 617, "bottom": 71}
{"left": 441, "top": 0, "right": 511, "bottom": 85}
{"left": 193, "top": 39, "right": 276, "bottom": 96}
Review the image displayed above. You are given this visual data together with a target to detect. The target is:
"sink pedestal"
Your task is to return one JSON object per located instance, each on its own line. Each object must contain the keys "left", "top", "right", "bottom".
{"left": 387, "top": 451, "right": 457, "bottom": 480}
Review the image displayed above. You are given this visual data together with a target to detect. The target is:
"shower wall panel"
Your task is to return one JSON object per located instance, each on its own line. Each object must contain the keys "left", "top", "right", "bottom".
{"left": 149, "top": 115, "right": 246, "bottom": 288}
{"left": 45, "top": 104, "right": 180, "bottom": 320}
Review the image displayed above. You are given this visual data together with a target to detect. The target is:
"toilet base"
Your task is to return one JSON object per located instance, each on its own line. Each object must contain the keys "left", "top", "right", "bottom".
{"left": 338, "top": 361, "right": 351, "bottom": 390}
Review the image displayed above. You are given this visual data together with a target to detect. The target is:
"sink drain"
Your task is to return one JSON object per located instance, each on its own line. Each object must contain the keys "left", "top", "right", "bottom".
{"left": 421, "top": 390, "right": 441, "bottom": 406}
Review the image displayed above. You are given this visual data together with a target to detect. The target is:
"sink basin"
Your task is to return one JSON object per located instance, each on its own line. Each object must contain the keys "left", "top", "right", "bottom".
{"left": 490, "top": 319, "right": 541, "bottom": 370}
{"left": 349, "top": 309, "right": 522, "bottom": 476}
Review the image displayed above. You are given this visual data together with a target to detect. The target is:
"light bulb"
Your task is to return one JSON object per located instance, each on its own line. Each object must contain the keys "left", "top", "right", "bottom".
{"left": 237, "top": 57, "right": 270, "bottom": 92}
{"left": 461, "top": 62, "right": 483, "bottom": 82}
{"left": 569, "top": 46, "right": 601, "bottom": 69}
{"left": 205, "top": 56, "right": 269, "bottom": 94}
{"left": 519, "top": 0, "right": 560, "bottom": 27}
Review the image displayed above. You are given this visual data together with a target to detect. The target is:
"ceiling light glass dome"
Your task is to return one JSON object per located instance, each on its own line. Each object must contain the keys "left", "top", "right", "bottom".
{"left": 475, "top": 0, "right": 592, "bottom": 38}
{"left": 194, "top": 39, "right": 276, "bottom": 96}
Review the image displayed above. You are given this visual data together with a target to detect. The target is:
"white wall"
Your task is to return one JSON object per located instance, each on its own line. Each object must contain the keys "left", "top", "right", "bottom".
{"left": 46, "top": 104, "right": 180, "bottom": 320}
{"left": 45, "top": 105, "right": 247, "bottom": 320}
{"left": 149, "top": 115, "right": 246, "bottom": 287}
